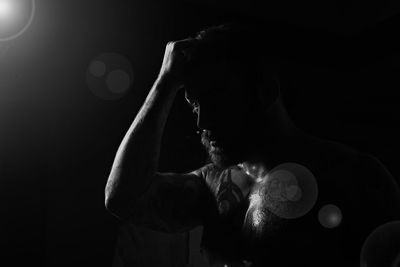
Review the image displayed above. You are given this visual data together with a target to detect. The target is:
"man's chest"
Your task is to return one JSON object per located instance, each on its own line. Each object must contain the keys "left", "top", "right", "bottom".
{"left": 202, "top": 162, "right": 352, "bottom": 238}
{"left": 203, "top": 165, "right": 254, "bottom": 217}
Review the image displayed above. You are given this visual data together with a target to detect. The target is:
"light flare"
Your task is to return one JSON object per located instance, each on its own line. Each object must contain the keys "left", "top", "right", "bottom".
{"left": 0, "top": 0, "right": 36, "bottom": 42}
{"left": 0, "top": 0, "right": 13, "bottom": 18}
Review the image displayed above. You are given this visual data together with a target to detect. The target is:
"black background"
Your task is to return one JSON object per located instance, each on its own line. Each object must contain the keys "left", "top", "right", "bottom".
{"left": 1, "top": 0, "right": 400, "bottom": 266}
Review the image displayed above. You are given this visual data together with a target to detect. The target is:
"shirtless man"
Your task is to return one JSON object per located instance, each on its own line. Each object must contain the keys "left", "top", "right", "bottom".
{"left": 105, "top": 23, "right": 400, "bottom": 266}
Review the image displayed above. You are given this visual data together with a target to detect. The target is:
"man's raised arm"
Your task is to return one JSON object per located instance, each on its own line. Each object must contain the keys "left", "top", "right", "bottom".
{"left": 104, "top": 39, "right": 200, "bottom": 221}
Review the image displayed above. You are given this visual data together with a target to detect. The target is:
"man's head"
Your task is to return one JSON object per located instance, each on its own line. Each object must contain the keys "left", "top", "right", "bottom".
{"left": 183, "top": 23, "right": 281, "bottom": 168}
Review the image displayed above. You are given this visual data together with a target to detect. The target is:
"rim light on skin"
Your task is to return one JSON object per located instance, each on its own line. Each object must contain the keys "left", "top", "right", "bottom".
{"left": 0, "top": 0, "right": 35, "bottom": 42}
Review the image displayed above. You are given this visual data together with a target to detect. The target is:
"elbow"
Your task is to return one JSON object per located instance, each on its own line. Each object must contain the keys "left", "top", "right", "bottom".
{"left": 105, "top": 196, "right": 130, "bottom": 220}
{"left": 104, "top": 170, "right": 149, "bottom": 220}
{"left": 104, "top": 191, "right": 118, "bottom": 215}
{"left": 104, "top": 193, "right": 115, "bottom": 213}
{"left": 104, "top": 184, "right": 124, "bottom": 219}
{"left": 104, "top": 180, "right": 115, "bottom": 211}
{"left": 104, "top": 188, "right": 135, "bottom": 221}
{"left": 104, "top": 174, "right": 123, "bottom": 216}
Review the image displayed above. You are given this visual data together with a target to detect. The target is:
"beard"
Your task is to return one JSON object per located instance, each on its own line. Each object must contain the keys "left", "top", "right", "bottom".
{"left": 201, "top": 129, "right": 248, "bottom": 168}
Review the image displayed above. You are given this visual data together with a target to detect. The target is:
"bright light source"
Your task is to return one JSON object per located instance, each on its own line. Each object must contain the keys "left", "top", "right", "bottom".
{"left": 0, "top": 0, "right": 14, "bottom": 19}
{"left": 0, "top": 0, "right": 35, "bottom": 42}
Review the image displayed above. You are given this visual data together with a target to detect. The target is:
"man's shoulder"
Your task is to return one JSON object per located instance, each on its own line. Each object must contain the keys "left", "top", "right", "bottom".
{"left": 317, "top": 139, "right": 383, "bottom": 169}
{"left": 320, "top": 141, "right": 400, "bottom": 219}
{"left": 346, "top": 152, "right": 400, "bottom": 235}
{"left": 308, "top": 139, "right": 400, "bottom": 241}
{"left": 188, "top": 163, "right": 222, "bottom": 191}
{"left": 313, "top": 138, "right": 393, "bottom": 180}
{"left": 310, "top": 139, "right": 400, "bottom": 205}
{"left": 189, "top": 163, "right": 216, "bottom": 179}
{"left": 313, "top": 138, "right": 397, "bottom": 188}
{"left": 352, "top": 152, "right": 400, "bottom": 208}
{"left": 311, "top": 138, "right": 359, "bottom": 167}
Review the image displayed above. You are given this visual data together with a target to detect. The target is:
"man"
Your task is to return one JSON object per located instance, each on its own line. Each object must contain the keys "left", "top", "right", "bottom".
{"left": 105, "top": 23, "right": 400, "bottom": 266}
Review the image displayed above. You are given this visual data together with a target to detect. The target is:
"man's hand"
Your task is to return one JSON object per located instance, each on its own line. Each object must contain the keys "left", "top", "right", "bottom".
{"left": 157, "top": 38, "right": 197, "bottom": 91}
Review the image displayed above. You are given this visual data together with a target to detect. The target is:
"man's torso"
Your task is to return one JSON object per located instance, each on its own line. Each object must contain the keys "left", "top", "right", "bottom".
{"left": 198, "top": 139, "right": 395, "bottom": 266}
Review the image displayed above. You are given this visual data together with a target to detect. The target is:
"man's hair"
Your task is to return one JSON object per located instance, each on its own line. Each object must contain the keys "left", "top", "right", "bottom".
{"left": 184, "top": 22, "right": 280, "bottom": 85}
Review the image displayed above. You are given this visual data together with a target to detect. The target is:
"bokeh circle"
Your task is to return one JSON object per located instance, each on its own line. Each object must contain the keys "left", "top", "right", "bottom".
{"left": 262, "top": 162, "right": 318, "bottom": 219}
{"left": 360, "top": 221, "right": 400, "bottom": 267}
{"left": 89, "top": 60, "right": 106, "bottom": 77}
{"left": 106, "top": 69, "right": 131, "bottom": 94}
{"left": 318, "top": 204, "right": 342, "bottom": 229}
{"left": 86, "top": 53, "right": 134, "bottom": 100}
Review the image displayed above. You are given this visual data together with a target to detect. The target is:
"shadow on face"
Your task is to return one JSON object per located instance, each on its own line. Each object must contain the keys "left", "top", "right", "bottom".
{"left": 184, "top": 61, "right": 264, "bottom": 167}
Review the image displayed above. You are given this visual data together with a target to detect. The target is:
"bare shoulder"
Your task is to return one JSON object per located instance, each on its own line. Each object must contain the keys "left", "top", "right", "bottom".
{"left": 314, "top": 139, "right": 400, "bottom": 218}
{"left": 351, "top": 152, "right": 400, "bottom": 218}
{"left": 313, "top": 140, "right": 400, "bottom": 231}
{"left": 187, "top": 163, "right": 215, "bottom": 180}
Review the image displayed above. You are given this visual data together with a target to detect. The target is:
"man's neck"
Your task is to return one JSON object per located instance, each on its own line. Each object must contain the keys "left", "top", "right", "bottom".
{"left": 263, "top": 97, "right": 298, "bottom": 137}
{"left": 240, "top": 98, "right": 313, "bottom": 168}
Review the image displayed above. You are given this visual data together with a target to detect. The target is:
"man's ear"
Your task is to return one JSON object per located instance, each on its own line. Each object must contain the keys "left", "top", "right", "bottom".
{"left": 255, "top": 73, "right": 280, "bottom": 109}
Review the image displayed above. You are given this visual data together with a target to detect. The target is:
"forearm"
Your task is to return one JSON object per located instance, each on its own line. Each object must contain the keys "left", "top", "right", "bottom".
{"left": 105, "top": 76, "right": 179, "bottom": 213}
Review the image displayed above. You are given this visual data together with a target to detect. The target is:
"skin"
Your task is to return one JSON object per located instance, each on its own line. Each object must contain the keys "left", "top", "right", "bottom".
{"left": 105, "top": 38, "right": 400, "bottom": 267}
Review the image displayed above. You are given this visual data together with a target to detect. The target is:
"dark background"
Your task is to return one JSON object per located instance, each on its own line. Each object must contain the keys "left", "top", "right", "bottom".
{"left": 1, "top": 0, "right": 400, "bottom": 266}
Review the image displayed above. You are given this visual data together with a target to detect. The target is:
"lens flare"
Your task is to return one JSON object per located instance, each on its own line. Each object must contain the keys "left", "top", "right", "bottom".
{"left": 0, "top": 1, "right": 13, "bottom": 18}
{"left": 318, "top": 204, "right": 342, "bottom": 229}
{"left": 106, "top": 69, "right": 131, "bottom": 94}
{"left": 0, "top": 0, "right": 35, "bottom": 42}
{"left": 391, "top": 251, "right": 400, "bottom": 267}
{"left": 263, "top": 162, "right": 318, "bottom": 219}
{"left": 89, "top": 60, "right": 106, "bottom": 77}
{"left": 86, "top": 53, "right": 134, "bottom": 100}
{"left": 361, "top": 221, "right": 400, "bottom": 267}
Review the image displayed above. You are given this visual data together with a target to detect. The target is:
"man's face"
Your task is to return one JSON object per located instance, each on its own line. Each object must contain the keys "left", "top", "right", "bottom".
{"left": 184, "top": 61, "right": 261, "bottom": 168}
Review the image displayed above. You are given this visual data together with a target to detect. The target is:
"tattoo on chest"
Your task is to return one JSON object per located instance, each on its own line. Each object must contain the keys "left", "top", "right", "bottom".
{"left": 216, "top": 169, "right": 245, "bottom": 215}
